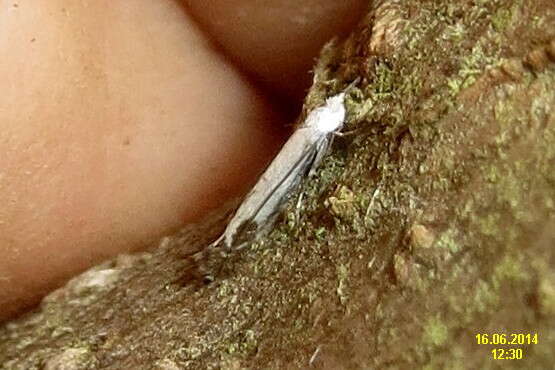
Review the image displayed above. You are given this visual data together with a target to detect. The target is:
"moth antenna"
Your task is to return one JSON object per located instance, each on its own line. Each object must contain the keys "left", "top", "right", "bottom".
{"left": 344, "top": 77, "right": 361, "bottom": 92}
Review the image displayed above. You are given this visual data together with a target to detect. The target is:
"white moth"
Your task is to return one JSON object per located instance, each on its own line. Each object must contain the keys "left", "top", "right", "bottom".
{"left": 211, "top": 82, "right": 355, "bottom": 250}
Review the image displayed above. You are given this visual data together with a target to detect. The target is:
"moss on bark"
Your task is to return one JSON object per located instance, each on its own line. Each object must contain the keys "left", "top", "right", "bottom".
{"left": 2, "top": 0, "right": 554, "bottom": 369}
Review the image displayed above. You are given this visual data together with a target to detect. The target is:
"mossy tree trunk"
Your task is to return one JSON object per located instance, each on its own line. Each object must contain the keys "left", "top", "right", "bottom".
{"left": 2, "top": 0, "right": 554, "bottom": 369}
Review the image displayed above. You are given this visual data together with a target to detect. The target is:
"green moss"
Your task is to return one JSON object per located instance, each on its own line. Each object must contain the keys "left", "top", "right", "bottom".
{"left": 474, "top": 279, "right": 500, "bottom": 314}
{"left": 477, "top": 213, "right": 502, "bottom": 238}
{"left": 448, "top": 44, "right": 502, "bottom": 97}
{"left": 493, "top": 254, "right": 530, "bottom": 284}
{"left": 326, "top": 185, "right": 357, "bottom": 220}
{"left": 435, "top": 229, "right": 460, "bottom": 254}
{"left": 538, "top": 273, "right": 555, "bottom": 316}
{"left": 422, "top": 316, "right": 449, "bottom": 347}
{"left": 491, "top": 8, "right": 513, "bottom": 31}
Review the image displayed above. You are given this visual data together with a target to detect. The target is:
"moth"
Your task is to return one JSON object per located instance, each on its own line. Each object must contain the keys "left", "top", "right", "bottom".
{"left": 210, "top": 80, "right": 358, "bottom": 251}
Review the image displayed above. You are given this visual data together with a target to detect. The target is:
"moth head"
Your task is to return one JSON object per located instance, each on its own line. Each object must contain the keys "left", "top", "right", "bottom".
{"left": 313, "top": 92, "right": 346, "bottom": 133}
{"left": 325, "top": 92, "right": 346, "bottom": 113}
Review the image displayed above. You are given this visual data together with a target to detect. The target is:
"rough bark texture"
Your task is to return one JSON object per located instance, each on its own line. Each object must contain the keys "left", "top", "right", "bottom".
{"left": 2, "top": 0, "right": 555, "bottom": 369}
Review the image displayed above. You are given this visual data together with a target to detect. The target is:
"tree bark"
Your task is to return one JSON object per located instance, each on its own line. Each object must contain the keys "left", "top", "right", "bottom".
{"left": 2, "top": 0, "right": 555, "bottom": 369}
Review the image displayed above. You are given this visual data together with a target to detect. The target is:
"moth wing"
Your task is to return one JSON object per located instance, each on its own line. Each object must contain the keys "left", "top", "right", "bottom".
{"left": 221, "top": 127, "right": 325, "bottom": 247}
{"left": 308, "top": 134, "right": 331, "bottom": 176}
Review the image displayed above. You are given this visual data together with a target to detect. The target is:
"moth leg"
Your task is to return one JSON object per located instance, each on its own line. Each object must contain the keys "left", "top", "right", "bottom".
{"left": 333, "top": 128, "right": 360, "bottom": 137}
{"left": 294, "top": 191, "right": 304, "bottom": 224}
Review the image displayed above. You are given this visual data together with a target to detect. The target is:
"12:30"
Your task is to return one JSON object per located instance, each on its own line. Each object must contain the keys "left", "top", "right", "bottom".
{"left": 492, "top": 348, "right": 523, "bottom": 360}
